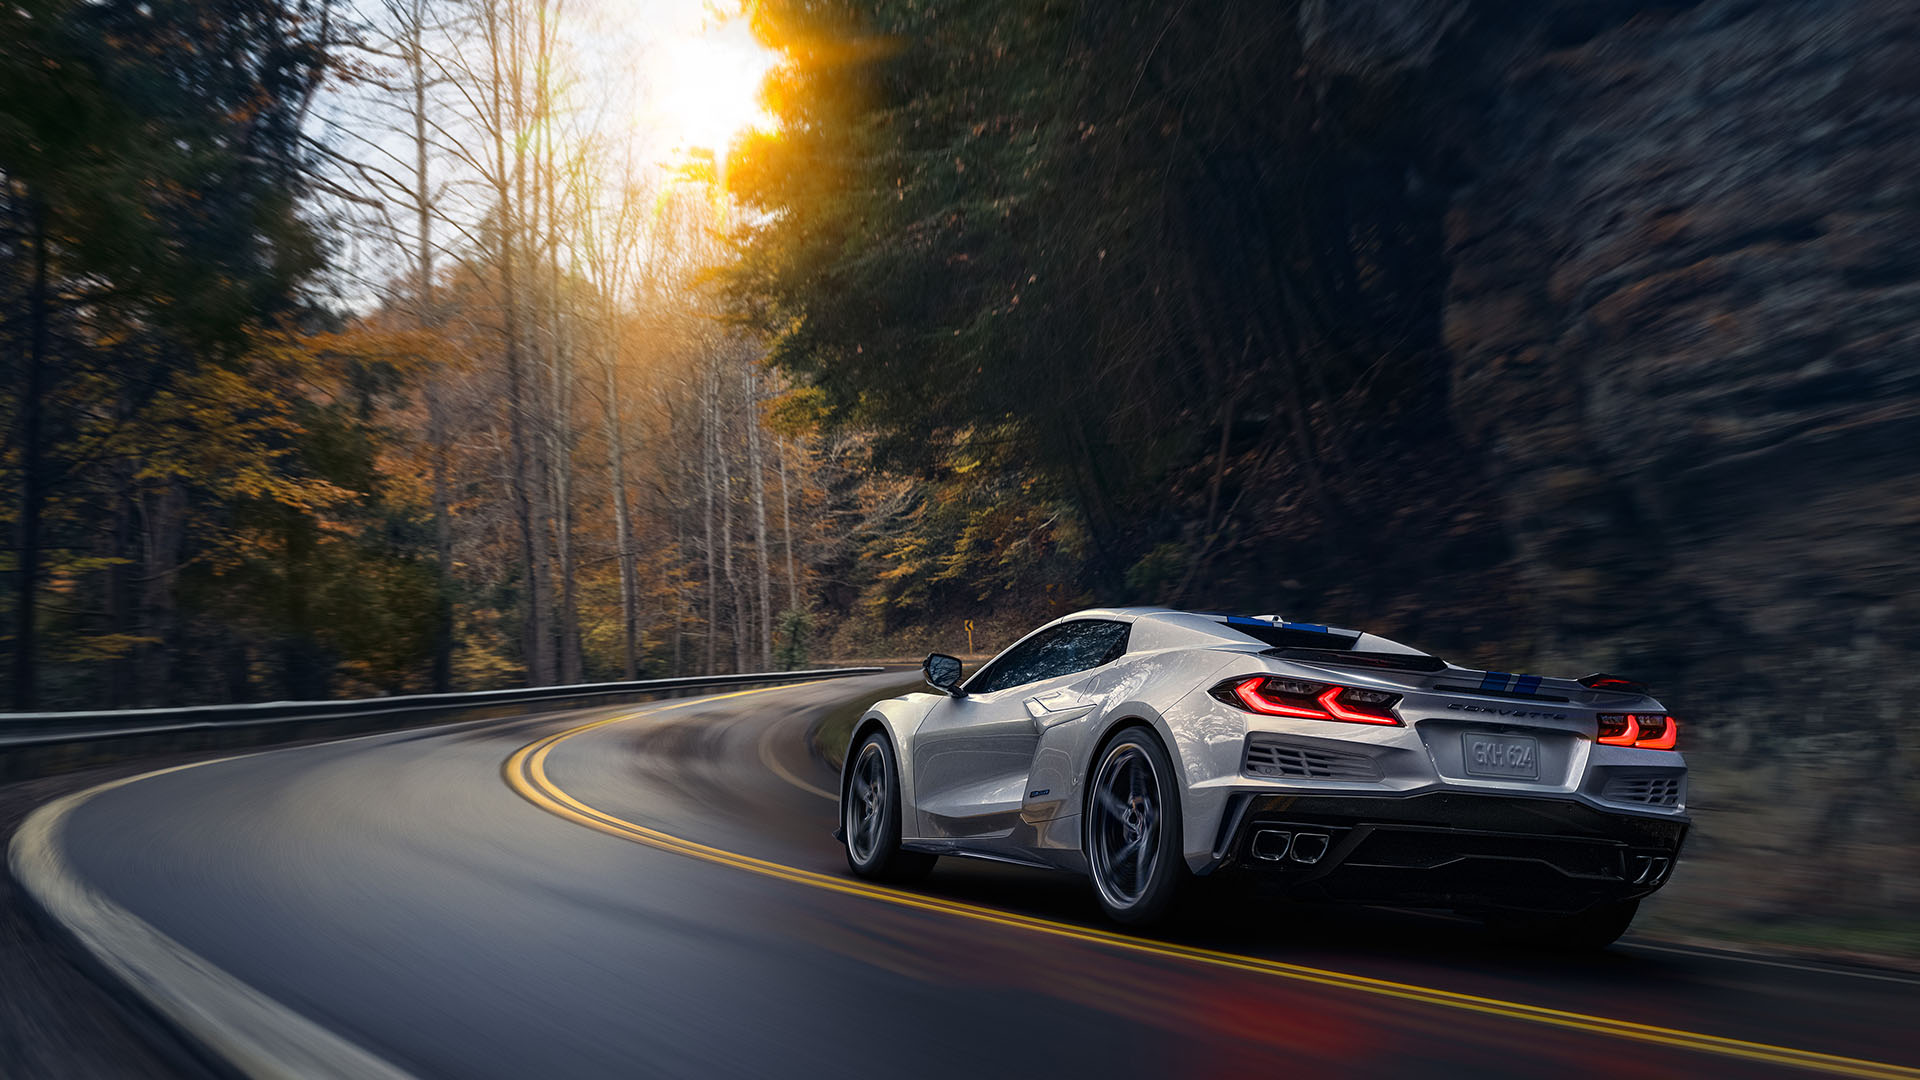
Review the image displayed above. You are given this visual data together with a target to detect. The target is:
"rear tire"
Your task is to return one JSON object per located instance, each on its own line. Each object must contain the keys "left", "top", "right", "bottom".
{"left": 842, "top": 732, "right": 936, "bottom": 883}
{"left": 1085, "top": 726, "right": 1187, "bottom": 925}
{"left": 1489, "top": 898, "right": 1640, "bottom": 951}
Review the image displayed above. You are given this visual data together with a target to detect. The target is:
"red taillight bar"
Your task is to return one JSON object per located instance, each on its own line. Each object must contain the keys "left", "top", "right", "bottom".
{"left": 1636, "top": 715, "right": 1678, "bottom": 750}
{"left": 1597, "top": 713, "right": 1678, "bottom": 750}
{"left": 1317, "top": 685, "right": 1400, "bottom": 725}
{"left": 1230, "top": 677, "right": 1326, "bottom": 719}
{"left": 1597, "top": 713, "right": 1640, "bottom": 746}
{"left": 1228, "top": 677, "right": 1402, "bottom": 726}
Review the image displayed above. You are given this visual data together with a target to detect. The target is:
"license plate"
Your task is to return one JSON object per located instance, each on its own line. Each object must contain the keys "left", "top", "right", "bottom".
{"left": 1463, "top": 733, "right": 1540, "bottom": 780}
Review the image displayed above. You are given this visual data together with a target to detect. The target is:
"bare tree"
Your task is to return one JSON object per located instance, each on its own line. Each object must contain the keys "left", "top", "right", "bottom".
{"left": 576, "top": 160, "right": 648, "bottom": 679}
{"left": 305, "top": 0, "right": 829, "bottom": 691}
{"left": 387, "top": 0, "right": 458, "bottom": 691}
{"left": 745, "top": 362, "right": 773, "bottom": 669}
{"left": 466, "top": 0, "right": 555, "bottom": 684}
{"left": 702, "top": 360, "right": 720, "bottom": 674}
{"left": 779, "top": 438, "right": 799, "bottom": 614}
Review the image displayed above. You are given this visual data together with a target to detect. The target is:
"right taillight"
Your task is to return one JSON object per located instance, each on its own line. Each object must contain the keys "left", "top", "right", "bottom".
{"left": 1634, "top": 713, "right": 1678, "bottom": 750}
{"left": 1597, "top": 713, "right": 1678, "bottom": 750}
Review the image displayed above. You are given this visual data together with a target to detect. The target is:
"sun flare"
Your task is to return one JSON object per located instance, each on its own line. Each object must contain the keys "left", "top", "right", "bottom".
{"left": 643, "top": 13, "right": 780, "bottom": 156}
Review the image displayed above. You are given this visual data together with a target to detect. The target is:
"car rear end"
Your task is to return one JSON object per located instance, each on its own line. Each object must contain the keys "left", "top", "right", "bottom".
{"left": 1186, "top": 644, "right": 1689, "bottom": 917}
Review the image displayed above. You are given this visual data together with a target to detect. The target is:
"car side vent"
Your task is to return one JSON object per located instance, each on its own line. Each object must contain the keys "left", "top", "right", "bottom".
{"left": 1604, "top": 775, "right": 1685, "bottom": 808}
{"left": 1243, "top": 735, "right": 1383, "bottom": 782}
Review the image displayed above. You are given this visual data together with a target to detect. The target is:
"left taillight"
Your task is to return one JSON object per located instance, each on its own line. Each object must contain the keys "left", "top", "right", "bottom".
{"left": 1212, "top": 676, "right": 1403, "bottom": 726}
{"left": 1596, "top": 713, "right": 1679, "bottom": 750}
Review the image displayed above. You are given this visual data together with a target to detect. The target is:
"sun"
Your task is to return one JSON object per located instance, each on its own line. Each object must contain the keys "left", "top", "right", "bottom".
{"left": 645, "top": 13, "right": 780, "bottom": 156}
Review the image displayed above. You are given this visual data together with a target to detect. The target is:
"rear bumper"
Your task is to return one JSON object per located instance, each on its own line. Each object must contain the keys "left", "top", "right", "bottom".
{"left": 1206, "top": 791, "right": 1689, "bottom": 915}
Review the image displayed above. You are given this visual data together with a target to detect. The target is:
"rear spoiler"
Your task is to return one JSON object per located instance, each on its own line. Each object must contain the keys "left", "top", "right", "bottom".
{"left": 1263, "top": 647, "right": 1447, "bottom": 673}
{"left": 1579, "top": 672, "right": 1650, "bottom": 695}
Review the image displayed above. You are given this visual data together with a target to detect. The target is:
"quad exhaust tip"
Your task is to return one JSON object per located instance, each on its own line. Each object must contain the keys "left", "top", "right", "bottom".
{"left": 1251, "top": 829, "right": 1292, "bottom": 862}
{"left": 1251, "top": 829, "right": 1331, "bottom": 865}
{"left": 1290, "top": 832, "right": 1331, "bottom": 865}
{"left": 1629, "top": 855, "right": 1672, "bottom": 885}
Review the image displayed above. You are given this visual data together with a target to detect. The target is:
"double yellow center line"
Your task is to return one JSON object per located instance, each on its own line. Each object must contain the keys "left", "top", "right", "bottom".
{"left": 504, "top": 688, "right": 1920, "bottom": 1080}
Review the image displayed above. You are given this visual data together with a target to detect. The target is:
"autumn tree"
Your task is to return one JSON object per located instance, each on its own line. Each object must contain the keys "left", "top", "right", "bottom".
{"left": 1, "top": 0, "right": 333, "bottom": 708}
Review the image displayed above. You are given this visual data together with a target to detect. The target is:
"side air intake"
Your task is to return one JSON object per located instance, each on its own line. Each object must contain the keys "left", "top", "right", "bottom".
{"left": 1243, "top": 735, "right": 1383, "bottom": 782}
{"left": 1604, "top": 774, "right": 1685, "bottom": 808}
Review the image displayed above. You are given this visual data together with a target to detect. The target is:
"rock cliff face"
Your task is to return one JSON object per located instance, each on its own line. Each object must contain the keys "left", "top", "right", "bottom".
{"left": 1313, "top": 0, "right": 1920, "bottom": 930}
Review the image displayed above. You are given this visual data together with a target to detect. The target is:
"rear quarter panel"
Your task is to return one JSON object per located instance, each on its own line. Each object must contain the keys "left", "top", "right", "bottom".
{"left": 1054, "top": 648, "right": 1250, "bottom": 868}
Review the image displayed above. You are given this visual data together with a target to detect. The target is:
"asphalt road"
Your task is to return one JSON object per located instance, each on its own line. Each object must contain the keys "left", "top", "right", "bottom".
{"left": 34, "top": 674, "right": 1920, "bottom": 1078}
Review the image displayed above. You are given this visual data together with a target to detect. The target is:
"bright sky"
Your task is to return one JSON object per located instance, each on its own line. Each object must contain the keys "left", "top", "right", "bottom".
{"left": 643, "top": 11, "right": 779, "bottom": 155}
{"left": 583, "top": 0, "right": 781, "bottom": 162}
{"left": 322, "top": 0, "right": 782, "bottom": 308}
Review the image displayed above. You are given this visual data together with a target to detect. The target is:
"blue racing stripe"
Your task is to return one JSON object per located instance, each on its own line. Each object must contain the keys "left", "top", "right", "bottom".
{"left": 1480, "top": 671, "right": 1511, "bottom": 693}
{"left": 1514, "top": 674, "right": 1543, "bottom": 696}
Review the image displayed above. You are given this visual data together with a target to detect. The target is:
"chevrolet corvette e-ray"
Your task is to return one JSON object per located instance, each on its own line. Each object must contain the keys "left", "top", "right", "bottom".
{"left": 837, "top": 609, "right": 1686, "bottom": 945}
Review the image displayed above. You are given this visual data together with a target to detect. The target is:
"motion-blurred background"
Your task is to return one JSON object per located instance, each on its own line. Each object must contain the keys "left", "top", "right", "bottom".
{"left": 1, "top": 0, "right": 1914, "bottom": 956}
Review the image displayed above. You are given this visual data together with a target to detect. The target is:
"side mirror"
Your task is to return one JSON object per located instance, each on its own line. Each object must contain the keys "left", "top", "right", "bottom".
{"left": 923, "top": 652, "right": 967, "bottom": 698}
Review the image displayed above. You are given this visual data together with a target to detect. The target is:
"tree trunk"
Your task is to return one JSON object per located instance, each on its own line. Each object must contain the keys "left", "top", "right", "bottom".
{"left": 517, "top": 0, "right": 557, "bottom": 685}
{"left": 137, "top": 483, "right": 188, "bottom": 706}
{"left": 281, "top": 514, "right": 328, "bottom": 701}
{"left": 724, "top": 460, "right": 746, "bottom": 673}
{"left": 489, "top": 0, "right": 551, "bottom": 686}
{"left": 778, "top": 439, "right": 798, "bottom": 614}
{"left": 223, "top": 640, "right": 251, "bottom": 704}
{"left": 505, "top": 226, "right": 551, "bottom": 687}
{"left": 702, "top": 364, "right": 719, "bottom": 675}
{"left": 107, "top": 447, "right": 136, "bottom": 707}
{"left": 542, "top": 26, "right": 582, "bottom": 685}
{"left": 412, "top": 13, "right": 454, "bottom": 692}
{"left": 672, "top": 512, "right": 687, "bottom": 677}
{"left": 603, "top": 333, "right": 638, "bottom": 679}
{"left": 719, "top": 367, "right": 746, "bottom": 672}
{"left": 671, "top": 590, "right": 684, "bottom": 677}
{"left": 11, "top": 198, "right": 51, "bottom": 710}
{"left": 745, "top": 365, "right": 773, "bottom": 671}
{"left": 427, "top": 378, "right": 454, "bottom": 690}
{"left": 550, "top": 363, "right": 580, "bottom": 683}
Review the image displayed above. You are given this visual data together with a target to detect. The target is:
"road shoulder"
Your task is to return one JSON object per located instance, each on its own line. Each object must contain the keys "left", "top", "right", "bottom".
{"left": 7, "top": 757, "right": 416, "bottom": 1080}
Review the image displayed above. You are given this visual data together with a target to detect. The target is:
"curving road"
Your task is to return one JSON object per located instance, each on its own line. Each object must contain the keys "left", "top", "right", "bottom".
{"left": 24, "top": 674, "right": 1920, "bottom": 1079}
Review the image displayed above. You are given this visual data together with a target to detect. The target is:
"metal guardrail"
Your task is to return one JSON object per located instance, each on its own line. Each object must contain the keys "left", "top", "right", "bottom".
{"left": 0, "top": 667, "right": 885, "bottom": 778}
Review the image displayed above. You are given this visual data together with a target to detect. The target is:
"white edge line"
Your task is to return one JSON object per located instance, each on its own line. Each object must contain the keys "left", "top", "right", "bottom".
{"left": 8, "top": 763, "right": 423, "bottom": 1080}
{"left": 0, "top": 689, "right": 824, "bottom": 1080}
{"left": 16, "top": 677, "right": 1907, "bottom": 1080}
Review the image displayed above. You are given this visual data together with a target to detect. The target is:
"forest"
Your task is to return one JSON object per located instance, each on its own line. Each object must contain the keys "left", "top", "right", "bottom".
{"left": 2, "top": 0, "right": 1472, "bottom": 712}
{"left": 1, "top": 0, "right": 843, "bottom": 710}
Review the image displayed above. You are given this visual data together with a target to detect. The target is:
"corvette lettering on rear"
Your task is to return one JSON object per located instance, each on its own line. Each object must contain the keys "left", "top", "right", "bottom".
{"left": 1447, "top": 702, "right": 1569, "bottom": 721}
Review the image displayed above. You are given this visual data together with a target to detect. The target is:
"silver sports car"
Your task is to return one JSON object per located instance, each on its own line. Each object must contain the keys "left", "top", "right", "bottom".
{"left": 837, "top": 609, "right": 1687, "bottom": 945}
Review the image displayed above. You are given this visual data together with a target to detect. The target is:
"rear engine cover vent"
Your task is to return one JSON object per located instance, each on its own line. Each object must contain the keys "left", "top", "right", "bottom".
{"left": 1244, "top": 734, "right": 1383, "bottom": 782}
{"left": 1604, "top": 774, "right": 1684, "bottom": 808}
